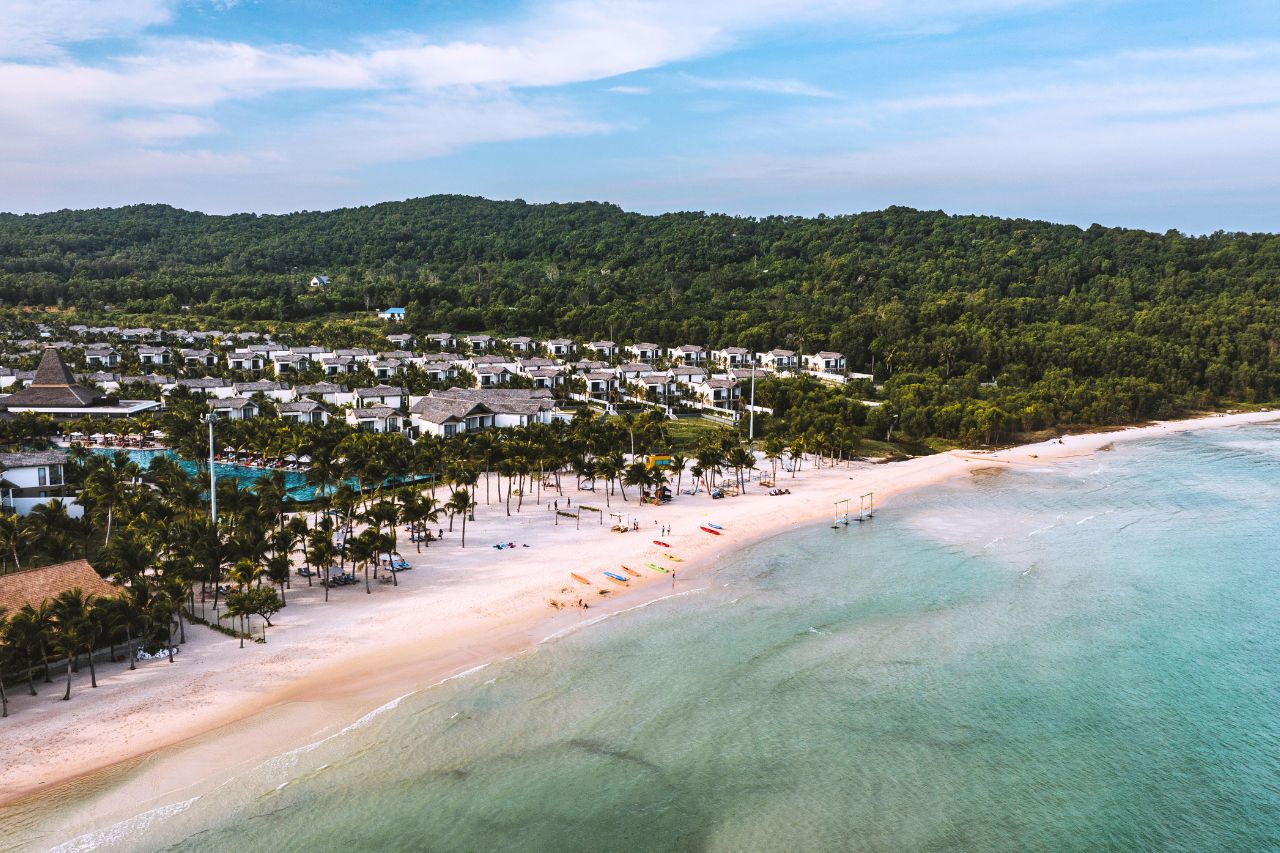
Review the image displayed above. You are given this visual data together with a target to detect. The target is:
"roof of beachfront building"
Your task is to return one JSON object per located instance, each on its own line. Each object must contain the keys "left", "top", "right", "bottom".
{"left": 0, "top": 560, "right": 119, "bottom": 613}
{"left": 0, "top": 449, "right": 69, "bottom": 470}
{"left": 1, "top": 347, "right": 99, "bottom": 409}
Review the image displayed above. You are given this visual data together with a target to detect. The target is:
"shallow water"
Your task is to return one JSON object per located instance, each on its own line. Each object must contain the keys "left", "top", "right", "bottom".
{"left": 14, "top": 425, "right": 1280, "bottom": 851}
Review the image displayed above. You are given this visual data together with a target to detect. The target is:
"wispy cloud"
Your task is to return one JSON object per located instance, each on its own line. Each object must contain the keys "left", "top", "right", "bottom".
{"left": 682, "top": 74, "right": 836, "bottom": 98}
{"left": 609, "top": 85, "right": 652, "bottom": 95}
{"left": 0, "top": 0, "right": 173, "bottom": 59}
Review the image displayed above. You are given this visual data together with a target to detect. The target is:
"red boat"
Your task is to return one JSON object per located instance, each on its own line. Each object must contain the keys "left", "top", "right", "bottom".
{"left": 700, "top": 526, "right": 721, "bottom": 535}
{"left": 653, "top": 540, "right": 670, "bottom": 547}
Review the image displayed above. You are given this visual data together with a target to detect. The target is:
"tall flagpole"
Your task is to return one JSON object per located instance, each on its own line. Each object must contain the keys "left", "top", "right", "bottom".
{"left": 206, "top": 414, "right": 218, "bottom": 525}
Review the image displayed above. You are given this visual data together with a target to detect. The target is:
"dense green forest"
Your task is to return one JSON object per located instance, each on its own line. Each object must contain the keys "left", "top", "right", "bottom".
{"left": 2, "top": 196, "right": 1279, "bottom": 437}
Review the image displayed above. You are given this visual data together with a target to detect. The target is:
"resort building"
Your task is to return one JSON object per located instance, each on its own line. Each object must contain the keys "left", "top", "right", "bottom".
{"left": 346, "top": 405, "right": 405, "bottom": 434}
{"left": 412, "top": 388, "right": 557, "bottom": 435}
{"left": 278, "top": 400, "right": 329, "bottom": 426}
{"left": 378, "top": 307, "right": 406, "bottom": 323}
{"left": 409, "top": 397, "right": 496, "bottom": 437}
{"left": 804, "top": 352, "right": 847, "bottom": 374}
{"left": 587, "top": 341, "right": 618, "bottom": 359}
{"left": 0, "top": 560, "right": 117, "bottom": 612}
{"left": 0, "top": 347, "right": 160, "bottom": 420}
{"left": 466, "top": 334, "right": 495, "bottom": 352}
{"left": 84, "top": 346, "right": 119, "bottom": 368}
{"left": 226, "top": 350, "right": 265, "bottom": 371}
{"left": 757, "top": 349, "right": 799, "bottom": 371}
{"left": 693, "top": 378, "right": 742, "bottom": 408}
{"left": 506, "top": 336, "right": 534, "bottom": 353}
{"left": 712, "top": 347, "right": 751, "bottom": 368}
{"left": 181, "top": 348, "right": 218, "bottom": 367}
{"left": 543, "top": 338, "right": 574, "bottom": 357}
{"left": 0, "top": 449, "right": 80, "bottom": 517}
{"left": 295, "top": 382, "right": 353, "bottom": 406}
{"left": 137, "top": 346, "right": 172, "bottom": 367}
{"left": 355, "top": 385, "right": 408, "bottom": 409}
{"left": 625, "top": 342, "right": 660, "bottom": 362}
{"left": 208, "top": 397, "right": 260, "bottom": 420}
{"left": 387, "top": 333, "right": 416, "bottom": 349}
{"left": 668, "top": 344, "right": 707, "bottom": 366}
{"left": 425, "top": 333, "right": 456, "bottom": 350}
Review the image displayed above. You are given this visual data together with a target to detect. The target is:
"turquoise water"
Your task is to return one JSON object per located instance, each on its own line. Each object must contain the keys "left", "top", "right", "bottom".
{"left": 93, "top": 449, "right": 428, "bottom": 502}
{"left": 21, "top": 425, "right": 1280, "bottom": 850}
{"left": 93, "top": 448, "right": 318, "bottom": 500}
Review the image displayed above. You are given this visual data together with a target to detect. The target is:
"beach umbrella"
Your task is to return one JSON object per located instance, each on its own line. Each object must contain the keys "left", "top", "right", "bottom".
{"left": 90, "top": 432, "right": 105, "bottom": 440}
{"left": 150, "top": 429, "right": 165, "bottom": 437}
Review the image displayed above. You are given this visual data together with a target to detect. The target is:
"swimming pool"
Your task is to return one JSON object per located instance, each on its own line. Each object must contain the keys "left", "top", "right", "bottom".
{"left": 89, "top": 448, "right": 428, "bottom": 502}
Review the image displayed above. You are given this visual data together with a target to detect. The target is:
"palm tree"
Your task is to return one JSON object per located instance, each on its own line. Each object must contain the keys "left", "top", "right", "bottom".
{"left": 347, "top": 529, "right": 379, "bottom": 594}
{"left": 401, "top": 492, "right": 441, "bottom": 553}
{"left": 763, "top": 436, "right": 784, "bottom": 482}
{"left": 52, "top": 620, "right": 82, "bottom": 701}
{"left": 82, "top": 451, "right": 140, "bottom": 544}
{"left": 0, "top": 607, "right": 9, "bottom": 717}
{"left": 447, "top": 488, "right": 474, "bottom": 548}
{"left": 148, "top": 591, "right": 178, "bottom": 662}
{"left": 0, "top": 513, "right": 35, "bottom": 572}
{"left": 102, "top": 595, "right": 143, "bottom": 671}
{"left": 307, "top": 525, "right": 339, "bottom": 601}
{"left": 622, "top": 461, "right": 648, "bottom": 502}
{"left": 670, "top": 453, "right": 688, "bottom": 496}
{"left": 594, "top": 457, "right": 617, "bottom": 507}
{"left": 6, "top": 607, "right": 45, "bottom": 693}
{"left": 727, "top": 446, "right": 756, "bottom": 491}
{"left": 50, "top": 588, "right": 93, "bottom": 675}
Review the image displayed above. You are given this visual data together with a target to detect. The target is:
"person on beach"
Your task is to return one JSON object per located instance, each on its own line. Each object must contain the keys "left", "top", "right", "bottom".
{"left": 671, "top": 570, "right": 676, "bottom": 590}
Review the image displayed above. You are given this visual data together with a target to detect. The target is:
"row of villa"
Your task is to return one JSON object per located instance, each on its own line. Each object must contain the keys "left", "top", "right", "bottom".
{"left": 1, "top": 324, "right": 867, "bottom": 430}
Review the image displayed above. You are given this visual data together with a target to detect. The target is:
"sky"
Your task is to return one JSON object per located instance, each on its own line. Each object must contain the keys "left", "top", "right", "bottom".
{"left": 2, "top": 0, "right": 1279, "bottom": 232}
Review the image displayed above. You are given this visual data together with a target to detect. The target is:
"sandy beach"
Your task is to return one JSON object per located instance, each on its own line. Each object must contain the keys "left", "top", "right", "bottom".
{"left": 3, "top": 409, "right": 1277, "bottom": 816}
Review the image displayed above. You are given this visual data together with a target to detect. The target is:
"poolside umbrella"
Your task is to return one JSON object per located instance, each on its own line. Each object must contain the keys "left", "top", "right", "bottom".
{"left": 69, "top": 431, "right": 84, "bottom": 438}
{"left": 90, "top": 432, "right": 105, "bottom": 441}
{"left": 150, "top": 429, "right": 165, "bottom": 437}
{"left": 298, "top": 455, "right": 312, "bottom": 463}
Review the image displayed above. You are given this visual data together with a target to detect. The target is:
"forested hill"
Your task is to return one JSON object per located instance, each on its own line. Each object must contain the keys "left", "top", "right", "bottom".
{"left": 3, "top": 195, "right": 1280, "bottom": 431}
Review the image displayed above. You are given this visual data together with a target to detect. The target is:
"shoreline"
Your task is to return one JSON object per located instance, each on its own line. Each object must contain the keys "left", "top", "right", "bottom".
{"left": 3, "top": 408, "right": 1278, "bottom": 819}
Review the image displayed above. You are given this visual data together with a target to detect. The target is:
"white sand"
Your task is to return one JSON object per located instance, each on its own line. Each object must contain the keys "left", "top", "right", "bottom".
{"left": 2, "top": 408, "right": 1276, "bottom": 807}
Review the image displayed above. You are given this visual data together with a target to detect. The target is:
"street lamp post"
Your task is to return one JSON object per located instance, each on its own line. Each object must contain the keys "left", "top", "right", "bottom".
{"left": 205, "top": 413, "right": 218, "bottom": 525}
{"left": 748, "top": 361, "right": 757, "bottom": 442}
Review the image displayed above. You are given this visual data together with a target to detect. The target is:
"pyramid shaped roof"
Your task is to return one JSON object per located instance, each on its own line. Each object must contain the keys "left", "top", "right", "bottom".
{"left": 2, "top": 347, "right": 99, "bottom": 408}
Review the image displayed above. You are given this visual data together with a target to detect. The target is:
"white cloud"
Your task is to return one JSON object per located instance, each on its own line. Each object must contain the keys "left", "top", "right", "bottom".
{"left": 0, "top": 0, "right": 174, "bottom": 59}
{"left": 0, "top": 0, "right": 1101, "bottom": 212}
{"left": 683, "top": 74, "right": 836, "bottom": 98}
{"left": 651, "top": 40, "right": 1280, "bottom": 231}
{"left": 111, "top": 113, "right": 219, "bottom": 144}
{"left": 609, "top": 85, "right": 653, "bottom": 95}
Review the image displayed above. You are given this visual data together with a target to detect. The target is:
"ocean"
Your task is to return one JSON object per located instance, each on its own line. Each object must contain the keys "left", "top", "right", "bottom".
{"left": 9, "top": 424, "right": 1280, "bottom": 851}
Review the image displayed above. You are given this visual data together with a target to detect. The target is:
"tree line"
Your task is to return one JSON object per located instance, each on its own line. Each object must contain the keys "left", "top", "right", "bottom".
{"left": 2, "top": 196, "right": 1278, "bottom": 439}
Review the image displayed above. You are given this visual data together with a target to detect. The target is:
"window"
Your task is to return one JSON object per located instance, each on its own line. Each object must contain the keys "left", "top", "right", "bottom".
{"left": 48, "top": 465, "right": 63, "bottom": 486}
{"left": 38, "top": 466, "right": 46, "bottom": 486}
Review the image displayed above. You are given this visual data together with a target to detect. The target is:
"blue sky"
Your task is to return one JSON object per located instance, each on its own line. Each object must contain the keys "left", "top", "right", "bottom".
{"left": 3, "top": 0, "right": 1279, "bottom": 232}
